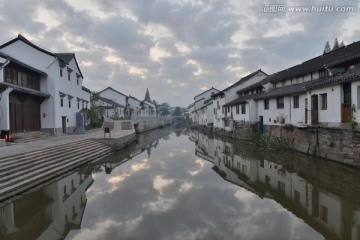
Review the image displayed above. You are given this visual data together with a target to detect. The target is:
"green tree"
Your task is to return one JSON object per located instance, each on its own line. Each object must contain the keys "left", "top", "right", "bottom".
{"left": 158, "top": 103, "right": 171, "bottom": 116}
{"left": 81, "top": 91, "right": 104, "bottom": 128}
{"left": 172, "top": 106, "right": 182, "bottom": 116}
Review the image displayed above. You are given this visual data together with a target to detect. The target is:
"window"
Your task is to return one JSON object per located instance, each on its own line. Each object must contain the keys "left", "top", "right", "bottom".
{"left": 320, "top": 205, "right": 328, "bottom": 222}
{"left": 293, "top": 95, "right": 299, "bottom": 108}
{"left": 264, "top": 99, "right": 269, "bottom": 110}
{"left": 60, "top": 98, "right": 64, "bottom": 107}
{"left": 69, "top": 100, "right": 71, "bottom": 108}
{"left": 4, "top": 65, "right": 39, "bottom": 90}
{"left": 277, "top": 97, "right": 284, "bottom": 109}
{"left": 241, "top": 103, "right": 246, "bottom": 114}
{"left": 68, "top": 73, "right": 71, "bottom": 81}
{"left": 236, "top": 104, "right": 240, "bottom": 114}
{"left": 77, "top": 102, "right": 80, "bottom": 109}
{"left": 60, "top": 68, "right": 63, "bottom": 77}
{"left": 320, "top": 93, "right": 327, "bottom": 110}
{"left": 319, "top": 70, "right": 329, "bottom": 78}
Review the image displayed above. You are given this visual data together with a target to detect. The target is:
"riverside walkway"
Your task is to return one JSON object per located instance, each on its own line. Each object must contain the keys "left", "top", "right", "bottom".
{"left": 0, "top": 128, "right": 136, "bottom": 204}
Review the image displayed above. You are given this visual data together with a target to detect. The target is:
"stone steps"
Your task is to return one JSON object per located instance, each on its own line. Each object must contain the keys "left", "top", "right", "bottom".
{"left": 0, "top": 139, "right": 96, "bottom": 169}
{"left": 0, "top": 141, "right": 107, "bottom": 182}
{"left": 0, "top": 139, "right": 113, "bottom": 203}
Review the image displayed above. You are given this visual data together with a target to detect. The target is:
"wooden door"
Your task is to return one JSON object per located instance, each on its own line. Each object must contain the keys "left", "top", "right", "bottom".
{"left": 62, "top": 116, "right": 67, "bottom": 133}
{"left": 342, "top": 83, "right": 351, "bottom": 123}
{"left": 305, "top": 98, "right": 308, "bottom": 124}
{"left": 311, "top": 95, "right": 318, "bottom": 124}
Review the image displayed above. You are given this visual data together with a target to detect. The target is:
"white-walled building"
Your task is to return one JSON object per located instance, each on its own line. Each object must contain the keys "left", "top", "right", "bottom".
{"left": 189, "top": 87, "right": 219, "bottom": 126}
{"left": 212, "top": 69, "right": 268, "bottom": 131}
{"left": 127, "top": 95, "right": 142, "bottom": 117}
{"left": 0, "top": 34, "right": 90, "bottom": 135}
{"left": 98, "top": 87, "right": 128, "bottom": 119}
{"left": 191, "top": 40, "right": 360, "bottom": 131}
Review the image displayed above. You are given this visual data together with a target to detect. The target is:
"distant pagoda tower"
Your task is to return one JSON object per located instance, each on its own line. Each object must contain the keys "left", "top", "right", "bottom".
{"left": 144, "top": 88, "right": 151, "bottom": 102}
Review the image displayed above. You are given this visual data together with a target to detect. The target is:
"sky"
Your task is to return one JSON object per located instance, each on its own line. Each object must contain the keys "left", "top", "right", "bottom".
{"left": 0, "top": 0, "right": 359, "bottom": 107}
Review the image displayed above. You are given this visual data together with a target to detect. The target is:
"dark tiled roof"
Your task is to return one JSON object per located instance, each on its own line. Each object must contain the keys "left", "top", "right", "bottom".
{"left": 82, "top": 86, "right": 91, "bottom": 93}
{"left": 213, "top": 69, "right": 267, "bottom": 97}
{"left": 254, "top": 83, "right": 307, "bottom": 100}
{"left": 99, "top": 87, "right": 127, "bottom": 97}
{"left": 265, "top": 40, "right": 360, "bottom": 84}
{"left": 236, "top": 77, "right": 270, "bottom": 94}
{"left": 57, "top": 53, "right": 84, "bottom": 78}
{"left": 128, "top": 95, "right": 140, "bottom": 101}
{"left": 56, "top": 53, "right": 74, "bottom": 64}
{"left": 305, "top": 67, "right": 360, "bottom": 90}
{"left": 235, "top": 69, "right": 267, "bottom": 85}
{"left": 0, "top": 82, "right": 50, "bottom": 98}
{"left": 252, "top": 68, "right": 360, "bottom": 100}
{"left": 0, "top": 34, "right": 84, "bottom": 78}
{"left": 0, "top": 34, "right": 55, "bottom": 57}
{"left": 0, "top": 51, "right": 48, "bottom": 76}
{"left": 225, "top": 93, "right": 261, "bottom": 106}
{"left": 98, "top": 96, "right": 126, "bottom": 108}
{"left": 193, "top": 87, "right": 219, "bottom": 100}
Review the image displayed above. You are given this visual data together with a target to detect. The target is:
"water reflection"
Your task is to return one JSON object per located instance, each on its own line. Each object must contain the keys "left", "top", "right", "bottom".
{"left": 0, "top": 168, "right": 93, "bottom": 240}
{"left": 194, "top": 131, "right": 360, "bottom": 240}
{"left": 2, "top": 128, "right": 359, "bottom": 239}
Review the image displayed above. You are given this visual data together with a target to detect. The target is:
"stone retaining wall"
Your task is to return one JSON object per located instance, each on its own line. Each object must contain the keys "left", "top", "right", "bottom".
{"left": 132, "top": 117, "right": 171, "bottom": 133}
{"left": 93, "top": 132, "right": 136, "bottom": 150}
{"left": 263, "top": 125, "right": 360, "bottom": 166}
{"left": 199, "top": 122, "right": 360, "bottom": 167}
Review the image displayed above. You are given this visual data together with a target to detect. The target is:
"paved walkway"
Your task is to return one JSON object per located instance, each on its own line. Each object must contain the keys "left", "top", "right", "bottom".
{"left": 0, "top": 128, "right": 134, "bottom": 159}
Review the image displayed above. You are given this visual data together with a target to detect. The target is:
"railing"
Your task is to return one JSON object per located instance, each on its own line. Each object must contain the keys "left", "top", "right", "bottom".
{"left": 131, "top": 116, "right": 172, "bottom": 121}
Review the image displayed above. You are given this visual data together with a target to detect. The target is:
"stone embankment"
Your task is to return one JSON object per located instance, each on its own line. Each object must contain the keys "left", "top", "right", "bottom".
{"left": 194, "top": 123, "right": 360, "bottom": 167}
{"left": 0, "top": 138, "right": 113, "bottom": 204}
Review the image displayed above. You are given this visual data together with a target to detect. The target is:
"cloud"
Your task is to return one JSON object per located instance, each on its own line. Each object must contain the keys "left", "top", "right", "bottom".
{"left": 0, "top": 0, "right": 358, "bottom": 107}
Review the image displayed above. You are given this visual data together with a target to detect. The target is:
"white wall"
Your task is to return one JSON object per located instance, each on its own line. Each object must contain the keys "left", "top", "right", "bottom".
{"left": 309, "top": 85, "right": 341, "bottom": 124}
{"left": 206, "top": 103, "right": 214, "bottom": 124}
{"left": 351, "top": 80, "right": 360, "bottom": 122}
{"left": 128, "top": 97, "right": 141, "bottom": 116}
{"left": 53, "top": 58, "right": 86, "bottom": 131}
{"left": 1, "top": 39, "right": 89, "bottom": 133}
{"left": 257, "top": 96, "right": 291, "bottom": 126}
{"left": 225, "top": 71, "right": 267, "bottom": 103}
{"left": 99, "top": 88, "right": 127, "bottom": 106}
{"left": 194, "top": 88, "right": 219, "bottom": 102}
{"left": 288, "top": 94, "right": 307, "bottom": 125}
{"left": 213, "top": 96, "right": 225, "bottom": 129}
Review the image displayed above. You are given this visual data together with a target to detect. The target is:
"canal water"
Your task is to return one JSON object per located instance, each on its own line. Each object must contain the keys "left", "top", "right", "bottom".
{"left": 1, "top": 127, "right": 360, "bottom": 240}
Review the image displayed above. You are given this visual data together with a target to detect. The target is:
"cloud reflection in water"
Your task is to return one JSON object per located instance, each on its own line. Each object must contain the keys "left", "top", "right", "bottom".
{"left": 67, "top": 133, "right": 322, "bottom": 240}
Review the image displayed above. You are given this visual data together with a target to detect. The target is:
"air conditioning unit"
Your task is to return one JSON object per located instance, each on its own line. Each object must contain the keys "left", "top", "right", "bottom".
{"left": 276, "top": 116, "right": 285, "bottom": 124}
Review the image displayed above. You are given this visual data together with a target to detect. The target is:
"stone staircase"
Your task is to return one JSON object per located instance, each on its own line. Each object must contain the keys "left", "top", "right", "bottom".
{"left": 0, "top": 139, "right": 113, "bottom": 203}
{"left": 11, "top": 131, "right": 54, "bottom": 143}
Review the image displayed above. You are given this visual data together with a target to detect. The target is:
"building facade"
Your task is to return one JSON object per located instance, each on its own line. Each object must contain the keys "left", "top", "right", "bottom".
{"left": 0, "top": 35, "right": 90, "bottom": 135}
